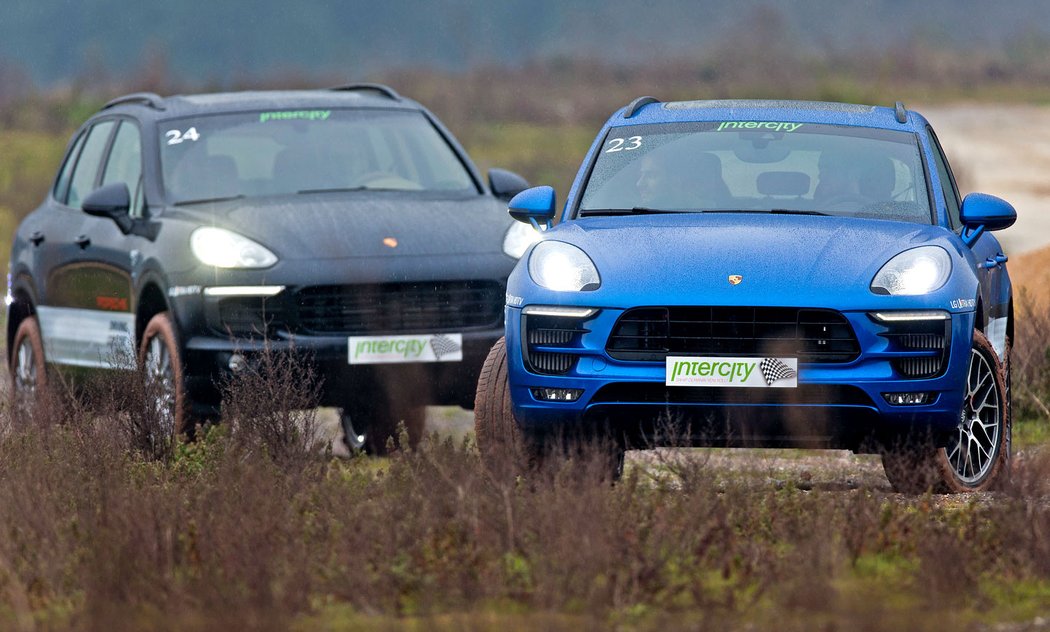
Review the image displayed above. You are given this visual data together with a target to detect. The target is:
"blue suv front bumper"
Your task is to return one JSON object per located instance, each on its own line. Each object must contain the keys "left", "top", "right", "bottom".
{"left": 505, "top": 304, "right": 973, "bottom": 450}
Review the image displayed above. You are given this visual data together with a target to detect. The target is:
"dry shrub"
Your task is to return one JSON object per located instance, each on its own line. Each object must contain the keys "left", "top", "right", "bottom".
{"left": 1012, "top": 288, "right": 1050, "bottom": 419}
{"left": 220, "top": 343, "right": 324, "bottom": 466}
{"left": 0, "top": 363, "right": 1049, "bottom": 629}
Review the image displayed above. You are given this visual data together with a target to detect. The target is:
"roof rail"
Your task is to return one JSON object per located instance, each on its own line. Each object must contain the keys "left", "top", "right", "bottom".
{"left": 894, "top": 101, "right": 907, "bottom": 124}
{"left": 624, "top": 96, "right": 660, "bottom": 118}
{"left": 102, "top": 92, "right": 166, "bottom": 111}
{"left": 328, "top": 83, "right": 401, "bottom": 101}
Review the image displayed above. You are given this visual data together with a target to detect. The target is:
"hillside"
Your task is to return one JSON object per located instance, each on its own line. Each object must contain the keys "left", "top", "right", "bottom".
{"left": 3, "top": 0, "right": 1050, "bottom": 87}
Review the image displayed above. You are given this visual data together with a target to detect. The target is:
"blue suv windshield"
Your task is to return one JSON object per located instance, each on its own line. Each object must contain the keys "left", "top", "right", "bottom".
{"left": 578, "top": 122, "right": 932, "bottom": 224}
{"left": 159, "top": 109, "right": 476, "bottom": 204}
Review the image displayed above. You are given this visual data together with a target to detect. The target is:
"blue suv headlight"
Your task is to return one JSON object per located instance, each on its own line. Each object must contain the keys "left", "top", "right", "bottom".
{"left": 528, "top": 241, "right": 600, "bottom": 292}
{"left": 870, "top": 246, "right": 951, "bottom": 296}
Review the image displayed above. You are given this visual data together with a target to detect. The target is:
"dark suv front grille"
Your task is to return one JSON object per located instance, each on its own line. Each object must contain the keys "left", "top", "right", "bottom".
{"left": 606, "top": 307, "right": 859, "bottom": 363}
{"left": 295, "top": 281, "right": 504, "bottom": 335}
{"left": 217, "top": 297, "right": 285, "bottom": 337}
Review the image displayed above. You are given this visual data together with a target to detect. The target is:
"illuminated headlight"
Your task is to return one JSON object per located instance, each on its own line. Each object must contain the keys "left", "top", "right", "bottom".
{"left": 190, "top": 227, "right": 277, "bottom": 269}
{"left": 503, "top": 222, "right": 543, "bottom": 259}
{"left": 871, "top": 246, "right": 951, "bottom": 296}
{"left": 528, "top": 241, "right": 600, "bottom": 292}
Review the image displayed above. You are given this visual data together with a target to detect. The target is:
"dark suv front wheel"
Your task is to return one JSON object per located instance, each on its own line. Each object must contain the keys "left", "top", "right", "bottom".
{"left": 139, "top": 312, "right": 189, "bottom": 438}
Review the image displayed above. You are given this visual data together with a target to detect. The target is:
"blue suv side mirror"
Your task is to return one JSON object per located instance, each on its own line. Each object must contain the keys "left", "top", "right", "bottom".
{"left": 961, "top": 193, "right": 1016, "bottom": 231}
{"left": 508, "top": 186, "right": 556, "bottom": 230}
{"left": 960, "top": 192, "right": 1016, "bottom": 246}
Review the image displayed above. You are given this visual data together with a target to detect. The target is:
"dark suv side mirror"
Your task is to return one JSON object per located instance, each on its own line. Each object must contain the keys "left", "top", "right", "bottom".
{"left": 488, "top": 168, "right": 530, "bottom": 201}
{"left": 82, "top": 183, "right": 134, "bottom": 233}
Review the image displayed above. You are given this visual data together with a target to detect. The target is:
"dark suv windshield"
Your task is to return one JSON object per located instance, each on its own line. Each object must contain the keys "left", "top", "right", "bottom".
{"left": 578, "top": 122, "right": 932, "bottom": 223}
{"left": 159, "top": 109, "right": 476, "bottom": 204}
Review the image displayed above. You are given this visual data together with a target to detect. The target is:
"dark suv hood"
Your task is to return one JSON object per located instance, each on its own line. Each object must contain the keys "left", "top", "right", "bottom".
{"left": 165, "top": 193, "right": 510, "bottom": 260}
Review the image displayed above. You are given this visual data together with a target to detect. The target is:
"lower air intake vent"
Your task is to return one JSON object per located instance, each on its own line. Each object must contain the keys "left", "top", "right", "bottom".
{"left": 879, "top": 318, "right": 951, "bottom": 379}
{"left": 894, "top": 356, "right": 944, "bottom": 378}
{"left": 529, "top": 352, "right": 576, "bottom": 374}
{"left": 523, "top": 313, "right": 589, "bottom": 376}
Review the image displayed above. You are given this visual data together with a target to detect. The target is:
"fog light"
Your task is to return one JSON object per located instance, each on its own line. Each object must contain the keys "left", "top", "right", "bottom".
{"left": 531, "top": 387, "right": 583, "bottom": 402}
{"left": 883, "top": 392, "right": 930, "bottom": 406}
{"left": 228, "top": 353, "right": 247, "bottom": 373}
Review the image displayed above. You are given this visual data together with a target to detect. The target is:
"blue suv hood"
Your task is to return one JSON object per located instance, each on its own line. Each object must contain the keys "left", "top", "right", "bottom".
{"left": 520, "top": 213, "right": 965, "bottom": 308}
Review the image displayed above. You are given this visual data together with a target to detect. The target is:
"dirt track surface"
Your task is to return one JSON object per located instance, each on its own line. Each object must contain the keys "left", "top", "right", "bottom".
{"left": 923, "top": 104, "right": 1050, "bottom": 257}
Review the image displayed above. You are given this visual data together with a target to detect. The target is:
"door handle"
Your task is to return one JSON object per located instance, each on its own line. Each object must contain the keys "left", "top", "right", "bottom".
{"left": 75, "top": 235, "right": 91, "bottom": 249}
{"left": 29, "top": 231, "right": 44, "bottom": 246}
{"left": 980, "top": 254, "right": 1008, "bottom": 269}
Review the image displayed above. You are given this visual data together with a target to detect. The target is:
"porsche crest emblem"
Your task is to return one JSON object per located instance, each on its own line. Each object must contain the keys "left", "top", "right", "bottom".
{"left": 728, "top": 275, "right": 743, "bottom": 285}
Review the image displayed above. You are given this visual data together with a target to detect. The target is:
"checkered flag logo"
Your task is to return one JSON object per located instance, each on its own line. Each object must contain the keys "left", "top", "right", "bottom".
{"left": 760, "top": 358, "right": 797, "bottom": 386}
{"left": 429, "top": 334, "right": 461, "bottom": 360}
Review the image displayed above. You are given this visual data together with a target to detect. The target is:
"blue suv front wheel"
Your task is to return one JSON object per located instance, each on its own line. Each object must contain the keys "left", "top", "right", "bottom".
{"left": 881, "top": 330, "right": 1010, "bottom": 492}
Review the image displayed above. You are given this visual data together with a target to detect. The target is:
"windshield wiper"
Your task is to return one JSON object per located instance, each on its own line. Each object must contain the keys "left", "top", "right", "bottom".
{"left": 297, "top": 186, "right": 403, "bottom": 194}
{"left": 579, "top": 207, "right": 696, "bottom": 217}
{"left": 769, "top": 209, "right": 829, "bottom": 216}
{"left": 702, "top": 209, "right": 830, "bottom": 216}
{"left": 297, "top": 186, "right": 367, "bottom": 194}
{"left": 173, "top": 194, "right": 245, "bottom": 206}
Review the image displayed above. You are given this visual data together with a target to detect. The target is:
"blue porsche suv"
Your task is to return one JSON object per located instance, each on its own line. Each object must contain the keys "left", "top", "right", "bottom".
{"left": 8, "top": 84, "right": 536, "bottom": 452}
{"left": 475, "top": 98, "right": 1015, "bottom": 492}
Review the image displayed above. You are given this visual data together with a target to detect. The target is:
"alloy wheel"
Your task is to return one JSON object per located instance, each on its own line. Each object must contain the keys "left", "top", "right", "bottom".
{"left": 14, "top": 337, "right": 38, "bottom": 396}
{"left": 144, "top": 336, "right": 177, "bottom": 438}
{"left": 946, "top": 347, "right": 1001, "bottom": 484}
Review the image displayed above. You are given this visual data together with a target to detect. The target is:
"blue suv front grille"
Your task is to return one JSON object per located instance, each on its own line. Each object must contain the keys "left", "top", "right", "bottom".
{"left": 605, "top": 307, "right": 860, "bottom": 363}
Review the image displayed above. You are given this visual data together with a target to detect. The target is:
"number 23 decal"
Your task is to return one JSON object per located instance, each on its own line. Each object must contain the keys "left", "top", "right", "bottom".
{"left": 165, "top": 127, "right": 200, "bottom": 145}
{"left": 605, "top": 136, "right": 642, "bottom": 153}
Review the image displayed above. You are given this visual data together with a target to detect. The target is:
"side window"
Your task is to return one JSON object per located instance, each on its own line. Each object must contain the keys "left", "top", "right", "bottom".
{"left": 927, "top": 127, "right": 962, "bottom": 231}
{"left": 101, "top": 121, "right": 144, "bottom": 217}
{"left": 53, "top": 131, "right": 87, "bottom": 203}
{"left": 66, "top": 120, "right": 116, "bottom": 209}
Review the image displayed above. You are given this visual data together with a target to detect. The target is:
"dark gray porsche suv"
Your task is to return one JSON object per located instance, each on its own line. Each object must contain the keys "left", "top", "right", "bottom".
{"left": 6, "top": 84, "right": 537, "bottom": 451}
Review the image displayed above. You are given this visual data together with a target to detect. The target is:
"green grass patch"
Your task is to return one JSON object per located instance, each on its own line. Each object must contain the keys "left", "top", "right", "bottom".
{"left": 460, "top": 122, "right": 595, "bottom": 203}
{"left": 1015, "top": 416, "right": 1050, "bottom": 449}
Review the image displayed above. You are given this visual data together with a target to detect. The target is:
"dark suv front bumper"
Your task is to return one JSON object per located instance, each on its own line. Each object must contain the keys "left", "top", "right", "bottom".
{"left": 170, "top": 279, "right": 507, "bottom": 414}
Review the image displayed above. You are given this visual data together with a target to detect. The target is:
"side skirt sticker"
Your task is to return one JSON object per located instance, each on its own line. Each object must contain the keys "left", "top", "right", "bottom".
{"left": 986, "top": 316, "right": 1008, "bottom": 361}
{"left": 36, "top": 306, "right": 136, "bottom": 370}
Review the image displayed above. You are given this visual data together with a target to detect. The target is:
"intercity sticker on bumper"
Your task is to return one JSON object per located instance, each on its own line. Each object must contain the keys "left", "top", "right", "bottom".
{"left": 348, "top": 333, "right": 463, "bottom": 365}
{"left": 666, "top": 356, "right": 797, "bottom": 388}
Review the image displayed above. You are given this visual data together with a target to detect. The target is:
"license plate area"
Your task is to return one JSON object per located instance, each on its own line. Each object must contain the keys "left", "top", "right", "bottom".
{"left": 665, "top": 356, "right": 797, "bottom": 388}
{"left": 348, "top": 333, "right": 463, "bottom": 365}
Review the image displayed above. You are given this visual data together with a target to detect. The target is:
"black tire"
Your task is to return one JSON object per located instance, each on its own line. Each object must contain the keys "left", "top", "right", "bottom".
{"left": 138, "top": 312, "right": 190, "bottom": 438}
{"left": 474, "top": 337, "right": 541, "bottom": 469}
{"left": 882, "top": 330, "right": 1009, "bottom": 493}
{"left": 340, "top": 400, "right": 425, "bottom": 455}
{"left": 10, "top": 315, "right": 48, "bottom": 415}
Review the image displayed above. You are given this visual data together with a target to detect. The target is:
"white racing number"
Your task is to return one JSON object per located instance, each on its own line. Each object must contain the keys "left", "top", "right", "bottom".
{"left": 165, "top": 127, "right": 201, "bottom": 145}
{"left": 605, "top": 136, "right": 642, "bottom": 153}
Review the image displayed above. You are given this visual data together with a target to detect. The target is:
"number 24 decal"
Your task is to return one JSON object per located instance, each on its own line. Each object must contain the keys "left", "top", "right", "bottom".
{"left": 165, "top": 127, "right": 200, "bottom": 145}
{"left": 605, "top": 136, "right": 642, "bottom": 153}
